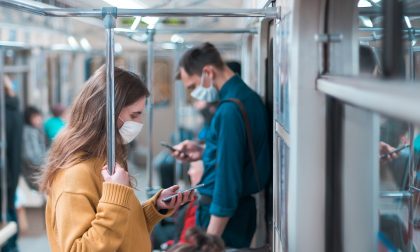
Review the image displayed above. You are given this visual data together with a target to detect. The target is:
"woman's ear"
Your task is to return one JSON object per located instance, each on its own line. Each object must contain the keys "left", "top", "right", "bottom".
{"left": 116, "top": 116, "right": 124, "bottom": 129}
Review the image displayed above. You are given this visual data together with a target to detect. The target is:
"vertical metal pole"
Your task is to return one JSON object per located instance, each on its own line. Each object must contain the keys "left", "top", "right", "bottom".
{"left": 103, "top": 7, "right": 117, "bottom": 175}
{"left": 408, "top": 29, "right": 415, "bottom": 81}
{"left": 0, "top": 48, "right": 7, "bottom": 224}
{"left": 174, "top": 42, "right": 183, "bottom": 184}
{"left": 146, "top": 29, "right": 155, "bottom": 189}
{"left": 382, "top": 0, "right": 404, "bottom": 78}
{"left": 408, "top": 124, "right": 415, "bottom": 252}
{"left": 408, "top": 29, "right": 415, "bottom": 252}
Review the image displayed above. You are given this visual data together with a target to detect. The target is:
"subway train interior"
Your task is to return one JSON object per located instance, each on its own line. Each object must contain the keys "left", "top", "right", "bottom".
{"left": 0, "top": 0, "right": 419, "bottom": 251}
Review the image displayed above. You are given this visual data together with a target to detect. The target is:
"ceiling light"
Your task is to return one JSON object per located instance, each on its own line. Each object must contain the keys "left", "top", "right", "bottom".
{"left": 171, "top": 34, "right": 184, "bottom": 43}
{"left": 67, "top": 36, "right": 79, "bottom": 49}
{"left": 80, "top": 38, "right": 91, "bottom": 51}
{"left": 130, "top": 34, "right": 148, "bottom": 42}
{"left": 358, "top": 0, "right": 372, "bottom": 7}
{"left": 161, "top": 43, "right": 176, "bottom": 50}
{"left": 102, "top": 0, "right": 147, "bottom": 9}
{"left": 405, "top": 16, "right": 412, "bottom": 29}
{"left": 131, "top": 16, "right": 142, "bottom": 30}
{"left": 144, "top": 17, "right": 159, "bottom": 29}
{"left": 360, "top": 16, "right": 373, "bottom": 28}
{"left": 115, "top": 42, "right": 123, "bottom": 53}
{"left": 52, "top": 44, "right": 73, "bottom": 51}
{"left": 102, "top": 0, "right": 159, "bottom": 29}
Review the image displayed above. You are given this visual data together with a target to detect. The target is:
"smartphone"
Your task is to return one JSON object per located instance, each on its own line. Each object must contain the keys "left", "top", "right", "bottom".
{"left": 160, "top": 141, "right": 189, "bottom": 157}
{"left": 160, "top": 141, "right": 177, "bottom": 152}
{"left": 162, "top": 183, "right": 205, "bottom": 203}
{"left": 380, "top": 144, "right": 410, "bottom": 159}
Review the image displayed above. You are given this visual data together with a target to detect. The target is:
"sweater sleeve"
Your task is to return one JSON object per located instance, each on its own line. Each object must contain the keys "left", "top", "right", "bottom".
{"left": 141, "top": 190, "right": 175, "bottom": 233}
{"left": 55, "top": 182, "right": 133, "bottom": 252}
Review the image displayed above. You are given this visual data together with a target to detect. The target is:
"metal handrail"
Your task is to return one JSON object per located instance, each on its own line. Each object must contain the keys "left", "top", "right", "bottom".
{"left": 317, "top": 75, "right": 420, "bottom": 125}
{"left": 115, "top": 28, "right": 258, "bottom": 34}
{"left": 0, "top": 0, "right": 279, "bottom": 18}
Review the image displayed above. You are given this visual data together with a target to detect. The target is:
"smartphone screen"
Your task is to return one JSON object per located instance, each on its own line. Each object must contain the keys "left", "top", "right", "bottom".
{"left": 162, "top": 183, "right": 205, "bottom": 203}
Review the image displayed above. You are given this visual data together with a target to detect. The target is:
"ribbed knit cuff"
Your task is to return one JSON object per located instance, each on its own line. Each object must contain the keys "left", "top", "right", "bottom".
{"left": 100, "top": 182, "right": 133, "bottom": 209}
{"left": 143, "top": 190, "right": 175, "bottom": 227}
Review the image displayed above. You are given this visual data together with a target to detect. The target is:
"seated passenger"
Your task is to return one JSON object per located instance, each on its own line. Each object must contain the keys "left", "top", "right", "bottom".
{"left": 22, "top": 106, "right": 46, "bottom": 190}
{"left": 168, "top": 227, "right": 225, "bottom": 252}
{"left": 44, "top": 103, "right": 66, "bottom": 144}
{"left": 39, "top": 66, "right": 194, "bottom": 252}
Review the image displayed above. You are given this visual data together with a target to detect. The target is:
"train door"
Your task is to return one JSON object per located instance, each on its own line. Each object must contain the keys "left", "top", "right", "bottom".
{"left": 254, "top": 15, "right": 276, "bottom": 248}
{"left": 271, "top": 0, "right": 294, "bottom": 250}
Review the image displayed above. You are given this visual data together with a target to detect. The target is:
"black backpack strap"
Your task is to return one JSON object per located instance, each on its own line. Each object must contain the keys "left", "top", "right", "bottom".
{"left": 219, "top": 98, "right": 261, "bottom": 190}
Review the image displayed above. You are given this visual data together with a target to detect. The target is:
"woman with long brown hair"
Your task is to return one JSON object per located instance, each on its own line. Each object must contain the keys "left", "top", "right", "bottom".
{"left": 40, "top": 65, "right": 193, "bottom": 251}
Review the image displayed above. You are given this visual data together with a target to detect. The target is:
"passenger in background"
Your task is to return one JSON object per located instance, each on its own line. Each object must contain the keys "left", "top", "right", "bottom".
{"left": 173, "top": 42, "right": 270, "bottom": 248}
{"left": 39, "top": 66, "right": 194, "bottom": 252}
{"left": 194, "top": 100, "right": 217, "bottom": 143}
{"left": 168, "top": 227, "right": 224, "bottom": 252}
{"left": 2, "top": 76, "right": 23, "bottom": 252}
{"left": 44, "top": 103, "right": 66, "bottom": 144}
{"left": 22, "top": 106, "right": 46, "bottom": 190}
{"left": 158, "top": 160, "right": 204, "bottom": 249}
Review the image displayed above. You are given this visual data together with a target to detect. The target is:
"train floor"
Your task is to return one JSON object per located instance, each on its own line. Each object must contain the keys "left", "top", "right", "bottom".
{"left": 18, "top": 160, "right": 160, "bottom": 252}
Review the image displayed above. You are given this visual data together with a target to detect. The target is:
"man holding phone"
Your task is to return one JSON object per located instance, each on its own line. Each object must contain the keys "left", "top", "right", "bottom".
{"left": 172, "top": 42, "right": 270, "bottom": 248}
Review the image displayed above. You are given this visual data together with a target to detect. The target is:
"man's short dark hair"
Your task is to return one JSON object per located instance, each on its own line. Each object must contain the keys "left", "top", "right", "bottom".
{"left": 178, "top": 42, "right": 225, "bottom": 76}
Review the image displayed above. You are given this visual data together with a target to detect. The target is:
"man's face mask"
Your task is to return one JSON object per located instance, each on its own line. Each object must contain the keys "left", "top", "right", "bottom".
{"left": 118, "top": 118, "right": 143, "bottom": 144}
{"left": 190, "top": 72, "right": 219, "bottom": 102}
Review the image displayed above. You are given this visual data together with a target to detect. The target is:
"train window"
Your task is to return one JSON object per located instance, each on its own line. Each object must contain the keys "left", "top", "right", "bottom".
{"left": 358, "top": 1, "right": 420, "bottom": 250}
{"left": 318, "top": 1, "right": 420, "bottom": 251}
{"left": 358, "top": 0, "right": 420, "bottom": 81}
{"left": 378, "top": 117, "right": 418, "bottom": 251}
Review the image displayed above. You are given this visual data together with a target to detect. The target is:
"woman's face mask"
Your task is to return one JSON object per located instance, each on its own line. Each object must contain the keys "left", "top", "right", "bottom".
{"left": 118, "top": 118, "right": 143, "bottom": 144}
{"left": 190, "top": 72, "right": 219, "bottom": 102}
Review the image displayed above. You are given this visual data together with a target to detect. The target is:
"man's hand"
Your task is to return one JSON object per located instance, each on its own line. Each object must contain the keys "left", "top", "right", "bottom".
{"left": 172, "top": 140, "right": 203, "bottom": 162}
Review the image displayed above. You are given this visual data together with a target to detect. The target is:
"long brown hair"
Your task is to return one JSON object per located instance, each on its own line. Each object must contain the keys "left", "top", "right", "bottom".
{"left": 39, "top": 65, "right": 149, "bottom": 193}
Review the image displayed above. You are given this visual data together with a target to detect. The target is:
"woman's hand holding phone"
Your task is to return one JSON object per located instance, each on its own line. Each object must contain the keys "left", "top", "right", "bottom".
{"left": 156, "top": 185, "right": 195, "bottom": 211}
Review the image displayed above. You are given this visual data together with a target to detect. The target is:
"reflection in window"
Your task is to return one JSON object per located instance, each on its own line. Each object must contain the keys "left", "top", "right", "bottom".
{"left": 359, "top": 0, "right": 420, "bottom": 250}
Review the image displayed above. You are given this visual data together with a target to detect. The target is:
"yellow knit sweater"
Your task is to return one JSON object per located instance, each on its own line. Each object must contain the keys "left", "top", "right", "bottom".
{"left": 45, "top": 158, "right": 171, "bottom": 252}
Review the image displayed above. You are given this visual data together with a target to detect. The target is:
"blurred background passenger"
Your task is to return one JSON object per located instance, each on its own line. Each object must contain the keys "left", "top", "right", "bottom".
{"left": 167, "top": 227, "right": 224, "bottom": 252}
{"left": 153, "top": 160, "right": 204, "bottom": 250}
{"left": 22, "top": 106, "right": 46, "bottom": 190}
{"left": 2, "top": 75, "right": 23, "bottom": 252}
{"left": 44, "top": 103, "right": 66, "bottom": 144}
{"left": 194, "top": 101, "right": 217, "bottom": 143}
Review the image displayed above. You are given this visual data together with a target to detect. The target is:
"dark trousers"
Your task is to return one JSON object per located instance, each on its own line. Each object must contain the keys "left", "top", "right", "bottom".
{"left": 196, "top": 196, "right": 256, "bottom": 248}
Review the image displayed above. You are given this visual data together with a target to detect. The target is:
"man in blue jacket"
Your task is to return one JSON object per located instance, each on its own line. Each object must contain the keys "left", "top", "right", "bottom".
{"left": 173, "top": 42, "right": 270, "bottom": 248}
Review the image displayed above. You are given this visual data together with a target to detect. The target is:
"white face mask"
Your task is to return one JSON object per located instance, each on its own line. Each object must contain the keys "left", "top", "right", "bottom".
{"left": 190, "top": 72, "right": 219, "bottom": 102}
{"left": 118, "top": 118, "right": 143, "bottom": 144}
